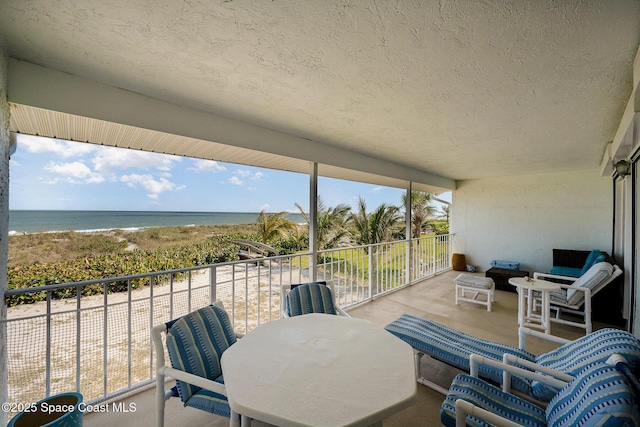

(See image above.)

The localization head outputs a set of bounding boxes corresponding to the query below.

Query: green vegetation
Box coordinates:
[402,191,437,238]
[255,210,296,244]
[8,192,451,304]
[6,224,262,305]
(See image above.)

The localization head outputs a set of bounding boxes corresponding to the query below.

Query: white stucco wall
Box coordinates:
[451,170,612,274]
[0,47,9,426]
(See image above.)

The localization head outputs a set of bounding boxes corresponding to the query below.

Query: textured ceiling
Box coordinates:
[1,0,639,182]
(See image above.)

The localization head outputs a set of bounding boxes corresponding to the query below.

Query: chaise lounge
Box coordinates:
[384,313,640,401]
[440,359,639,427]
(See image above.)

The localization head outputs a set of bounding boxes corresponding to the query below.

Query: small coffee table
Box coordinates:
[508,277,560,347]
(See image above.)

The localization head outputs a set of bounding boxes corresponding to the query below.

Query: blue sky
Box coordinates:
[9,134,450,213]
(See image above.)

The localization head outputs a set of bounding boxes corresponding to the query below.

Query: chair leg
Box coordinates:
[415,351,424,378]
[156,371,165,427]
[585,298,592,334]
[229,410,240,427]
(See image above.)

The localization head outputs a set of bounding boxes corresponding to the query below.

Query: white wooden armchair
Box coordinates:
[533,261,622,334]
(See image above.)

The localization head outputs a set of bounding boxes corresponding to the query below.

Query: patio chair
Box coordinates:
[533,261,623,334]
[280,281,350,318]
[384,313,640,401]
[440,360,639,427]
[151,302,248,427]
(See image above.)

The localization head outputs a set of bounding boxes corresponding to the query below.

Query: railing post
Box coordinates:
[368,248,374,300]
[407,239,412,285]
[432,236,437,273]
[209,266,217,304]
[405,184,412,286]
[45,290,52,397]
[309,163,318,281]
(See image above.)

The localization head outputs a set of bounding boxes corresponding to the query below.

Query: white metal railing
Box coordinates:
[3,234,452,415]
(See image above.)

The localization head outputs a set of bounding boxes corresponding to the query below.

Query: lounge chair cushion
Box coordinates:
[165,304,237,415]
[531,327,640,401]
[441,364,639,427]
[440,374,546,427]
[545,364,639,426]
[386,314,640,403]
[286,281,337,316]
[564,261,613,306]
[384,313,535,395]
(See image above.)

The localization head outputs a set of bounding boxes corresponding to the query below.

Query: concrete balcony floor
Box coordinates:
[85,270,609,427]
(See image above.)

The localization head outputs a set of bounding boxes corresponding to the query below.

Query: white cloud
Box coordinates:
[92,147,179,173]
[17,135,95,158]
[235,169,252,177]
[260,204,270,211]
[229,177,243,186]
[121,173,182,199]
[44,161,105,184]
[190,159,227,172]
[371,186,383,194]
[253,172,266,180]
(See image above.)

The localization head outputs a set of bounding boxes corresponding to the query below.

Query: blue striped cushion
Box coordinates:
[565,261,613,306]
[532,328,640,401]
[440,374,546,427]
[384,314,535,395]
[286,282,337,316]
[165,304,237,414]
[546,364,640,426]
[184,375,230,418]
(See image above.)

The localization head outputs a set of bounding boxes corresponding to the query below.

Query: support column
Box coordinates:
[309,163,318,281]
[0,49,11,427]
[405,183,412,284]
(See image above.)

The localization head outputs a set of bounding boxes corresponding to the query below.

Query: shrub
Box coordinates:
[6,233,253,306]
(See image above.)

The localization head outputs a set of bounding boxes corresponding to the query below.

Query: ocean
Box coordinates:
[8,210,306,235]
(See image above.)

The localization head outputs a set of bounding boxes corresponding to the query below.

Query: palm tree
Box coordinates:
[439,205,451,222]
[349,197,401,294]
[295,197,351,250]
[350,197,401,247]
[401,191,436,239]
[255,210,296,244]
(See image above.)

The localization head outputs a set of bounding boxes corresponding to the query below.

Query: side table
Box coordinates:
[508,277,560,348]
[486,268,529,292]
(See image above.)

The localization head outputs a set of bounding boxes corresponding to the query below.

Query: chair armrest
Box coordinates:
[554,282,587,291]
[160,366,227,396]
[501,353,573,393]
[454,399,522,427]
[533,271,579,282]
[469,354,570,394]
[518,327,570,349]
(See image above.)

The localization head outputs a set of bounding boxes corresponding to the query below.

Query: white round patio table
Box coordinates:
[221,313,417,427]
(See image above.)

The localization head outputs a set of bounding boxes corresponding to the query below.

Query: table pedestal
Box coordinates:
[508,277,560,348]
